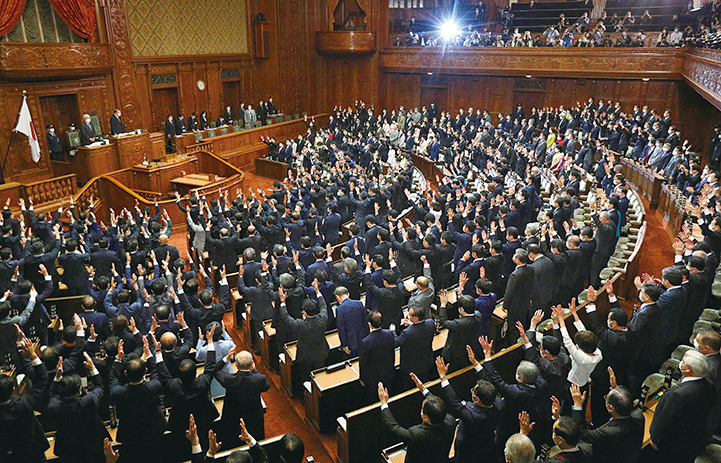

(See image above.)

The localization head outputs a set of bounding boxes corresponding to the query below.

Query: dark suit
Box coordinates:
[110,115,124,135]
[336,298,369,358]
[395,319,436,384]
[279,293,329,379]
[530,254,555,314]
[80,121,96,146]
[365,267,406,329]
[525,328,571,413]
[628,302,664,393]
[380,404,455,463]
[657,286,687,357]
[47,371,109,463]
[438,381,501,463]
[0,360,49,463]
[47,130,63,160]
[504,265,534,341]
[216,360,270,447]
[590,218,616,288]
[574,407,644,463]
[359,328,396,397]
[89,249,121,279]
[109,357,166,462]
[650,377,716,463]
[439,305,481,371]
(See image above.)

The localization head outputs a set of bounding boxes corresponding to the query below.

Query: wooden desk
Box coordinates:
[255,158,291,181]
[305,329,449,433]
[643,400,658,448]
[108,132,152,168]
[171,174,225,195]
[74,143,116,184]
[259,320,278,371]
[658,183,687,239]
[620,158,663,209]
[280,330,341,396]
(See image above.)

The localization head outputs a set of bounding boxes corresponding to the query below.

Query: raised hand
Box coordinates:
[185,415,200,446]
[104,438,120,463]
[551,395,561,420]
[83,351,95,372]
[570,383,586,409]
[608,366,618,389]
[530,309,544,330]
[517,321,529,344]
[435,356,449,378]
[409,372,425,392]
[586,286,598,302]
[518,410,535,436]
[479,336,493,358]
[377,382,389,405]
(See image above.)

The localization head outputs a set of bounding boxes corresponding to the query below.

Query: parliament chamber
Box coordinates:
[3,0,721,462]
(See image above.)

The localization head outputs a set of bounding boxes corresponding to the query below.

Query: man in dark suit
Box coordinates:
[0,337,49,463]
[109,337,166,462]
[216,349,270,448]
[156,324,218,457]
[157,311,193,378]
[572,378,644,463]
[395,306,436,387]
[335,286,369,358]
[175,113,187,135]
[164,114,176,152]
[110,109,124,135]
[528,244,555,317]
[378,383,455,463]
[694,329,721,433]
[359,311,395,400]
[628,282,665,395]
[322,204,342,246]
[364,257,407,330]
[46,124,63,160]
[433,357,501,463]
[47,351,109,463]
[650,350,716,463]
[89,237,121,279]
[278,282,329,381]
[238,264,275,351]
[503,248,535,341]
[439,291,481,372]
[656,266,687,358]
[80,113,96,146]
[205,228,241,273]
[518,315,571,415]
[589,211,616,288]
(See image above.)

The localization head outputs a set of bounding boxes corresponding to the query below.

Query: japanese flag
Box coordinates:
[15,96,40,163]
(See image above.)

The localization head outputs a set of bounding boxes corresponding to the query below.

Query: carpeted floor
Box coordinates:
[168,176,675,462]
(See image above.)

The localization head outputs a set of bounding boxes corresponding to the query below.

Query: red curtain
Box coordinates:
[0,0,26,37]
[48,0,96,42]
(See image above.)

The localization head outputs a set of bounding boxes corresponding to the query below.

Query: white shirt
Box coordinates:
[560,325,602,386]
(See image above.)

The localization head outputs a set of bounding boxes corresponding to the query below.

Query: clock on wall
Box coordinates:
[196,80,206,91]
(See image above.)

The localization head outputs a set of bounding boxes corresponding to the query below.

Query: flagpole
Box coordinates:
[0,90,26,184]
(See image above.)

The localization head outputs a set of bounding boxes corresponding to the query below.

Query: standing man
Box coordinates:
[245,104,258,127]
[80,113,96,146]
[395,305,436,388]
[359,311,396,400]
[278,282,329,381]
[216,349,271,448]
[164,114,176,153]
[650,350,716,463]
[378,382,455,463]
[502,248,534,341]
[438,289,481,372]
[335,286,369,358]
[110,109,124,135]
[46,125,63,161]
[175,113,187,135]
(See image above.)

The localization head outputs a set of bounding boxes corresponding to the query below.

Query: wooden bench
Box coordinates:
[305,328,449,433]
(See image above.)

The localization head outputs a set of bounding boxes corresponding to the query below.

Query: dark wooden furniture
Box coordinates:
[620,158,663,209]
[255,158,290,180]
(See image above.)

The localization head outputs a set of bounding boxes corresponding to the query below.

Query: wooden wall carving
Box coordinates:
[106,0,141,130]
[0,43,113,78]
[683,50,721,112]
[379,48,686,79]
[315,31,377,56]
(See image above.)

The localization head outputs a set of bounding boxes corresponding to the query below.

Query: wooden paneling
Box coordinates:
[0,77,116,183]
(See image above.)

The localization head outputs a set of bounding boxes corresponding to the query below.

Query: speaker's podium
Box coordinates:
[73,131,165,184]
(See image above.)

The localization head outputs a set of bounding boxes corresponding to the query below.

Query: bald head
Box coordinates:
[159,234,169,245]
[416,276,429,290]
[235,351,254,370]
[160,332,177,351]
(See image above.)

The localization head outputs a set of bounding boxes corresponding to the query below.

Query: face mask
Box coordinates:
[694,339,701,350]
[50,128,55,133]
[607,319,613,329]
[85,119,91,124]
[117,113,121,118]
[515,373,522,384]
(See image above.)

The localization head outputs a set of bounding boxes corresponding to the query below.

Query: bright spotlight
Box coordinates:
[440,21,458,40]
